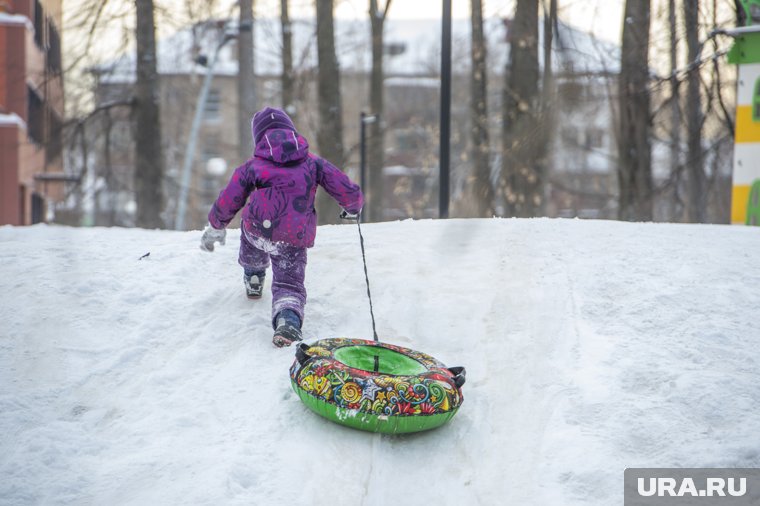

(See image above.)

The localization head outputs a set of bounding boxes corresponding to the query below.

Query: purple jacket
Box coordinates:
[208,128,364,248]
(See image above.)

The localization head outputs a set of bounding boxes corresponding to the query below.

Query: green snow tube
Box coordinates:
[290,338,466,434]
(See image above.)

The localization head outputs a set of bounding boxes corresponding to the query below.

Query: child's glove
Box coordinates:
[339,209,360,221]
[200,223,226,252]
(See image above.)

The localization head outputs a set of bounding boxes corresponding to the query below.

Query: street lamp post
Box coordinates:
[174,27,236,231]
[439,0,452,219]
[360,112,377,220]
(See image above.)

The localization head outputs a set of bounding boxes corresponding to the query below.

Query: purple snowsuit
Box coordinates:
[208,121,363,328]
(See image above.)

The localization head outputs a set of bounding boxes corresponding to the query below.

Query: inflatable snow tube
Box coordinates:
[290,338,465,434]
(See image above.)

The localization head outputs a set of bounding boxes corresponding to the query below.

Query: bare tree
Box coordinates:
[501,0,541,217]
[238,0,256,163]
[281,0,294,113]
[470,0,493,216]
[684,0,706,222]
[367,0,392,222]
[134,0,165,228]
[542,0,556,97]
[667,0,682,221]
[538,0,557,212]
[617,0,652,221]
[315,0,344,224]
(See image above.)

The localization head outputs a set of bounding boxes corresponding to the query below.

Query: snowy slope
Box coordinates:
[1,218,759,506]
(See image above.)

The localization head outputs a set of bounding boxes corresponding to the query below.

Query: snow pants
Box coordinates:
[238,229,307,329]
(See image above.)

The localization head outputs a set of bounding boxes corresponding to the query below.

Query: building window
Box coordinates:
[33,0,44,49]
[558,81,584,103]
[19,185,26,224]
[112,121,132,148]
[46,111,63,163]
[395,129,426,152]
[201,175,217,193]
[584,128,604,149]
[204,89,221,121]
[561,126,579,147]
[31,192,44,224]
[27,87,44,145]
[201,135,220,162]
[47,20,61,73]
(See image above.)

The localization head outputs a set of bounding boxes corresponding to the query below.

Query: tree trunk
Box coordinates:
[668,0,682,221]
[684,0,706,223]
[538,0,556,214]
[315,0,344,225]
[542,0,555,97]
[501,0,541,217]
[134,0,165,228]
[470,0,493,217]
[281,0,294,114]
[367,0,391,222]
[238,0,256,163]
[617,0,652,221]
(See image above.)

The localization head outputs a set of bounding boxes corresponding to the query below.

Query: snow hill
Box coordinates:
[1,218,759,505]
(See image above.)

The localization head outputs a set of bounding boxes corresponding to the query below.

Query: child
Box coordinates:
[200,107,363,347]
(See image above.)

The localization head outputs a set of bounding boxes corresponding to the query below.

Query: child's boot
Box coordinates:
[244,272,265,299]
[273,309,302,347]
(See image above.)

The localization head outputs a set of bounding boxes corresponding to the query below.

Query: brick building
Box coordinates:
[0,0,64,226]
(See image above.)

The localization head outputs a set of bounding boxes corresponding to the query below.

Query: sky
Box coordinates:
[61,0,626,111]
[273,0,625,43]
[61,0,633,73]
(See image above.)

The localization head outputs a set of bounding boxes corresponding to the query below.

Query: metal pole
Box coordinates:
[237,0,256,162]
[360,111,367,202]
[716,24,760,37]
[439,0,452,219]
[175,34,233,231]
[359,113,376,222]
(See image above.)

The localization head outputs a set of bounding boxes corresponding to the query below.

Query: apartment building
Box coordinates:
[0,0,64,225]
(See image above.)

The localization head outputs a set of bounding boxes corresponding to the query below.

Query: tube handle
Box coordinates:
[447,366,466,388]
[295,342,312,366]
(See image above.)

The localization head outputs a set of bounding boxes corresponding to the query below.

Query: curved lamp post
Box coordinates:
[174,26,237,231]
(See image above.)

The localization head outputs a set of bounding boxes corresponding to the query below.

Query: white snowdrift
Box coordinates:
[1,218,759,505]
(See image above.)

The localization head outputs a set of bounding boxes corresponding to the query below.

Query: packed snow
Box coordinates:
[1,218,759,505]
